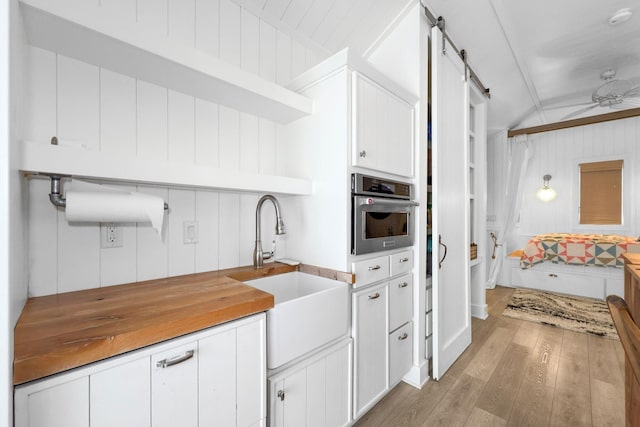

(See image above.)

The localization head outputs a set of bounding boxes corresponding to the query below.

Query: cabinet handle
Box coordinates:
[156,350,195,368]
[277,390,285,401]
[399,282,409,288]
[399,257,409,263]
[549,273,558,278]
[368,265,381,271]
[360,150,367,158]
[368,293,381,300]
[398,332,409,341]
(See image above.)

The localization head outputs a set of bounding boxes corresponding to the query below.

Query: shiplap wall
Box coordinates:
[25,0,327,297]
[488,116,640,255]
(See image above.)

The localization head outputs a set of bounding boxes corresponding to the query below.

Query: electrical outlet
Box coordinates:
[183,221,199,244]
[101,223,122,248]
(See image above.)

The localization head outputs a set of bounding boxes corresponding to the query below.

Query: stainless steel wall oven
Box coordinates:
[351,173,418,255]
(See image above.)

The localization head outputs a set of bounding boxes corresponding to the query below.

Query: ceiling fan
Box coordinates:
[553,69,640,120]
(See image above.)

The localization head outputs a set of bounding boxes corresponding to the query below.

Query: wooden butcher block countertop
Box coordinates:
[13,263,298,385]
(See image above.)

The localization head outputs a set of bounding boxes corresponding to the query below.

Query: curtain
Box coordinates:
[486,135,532,289]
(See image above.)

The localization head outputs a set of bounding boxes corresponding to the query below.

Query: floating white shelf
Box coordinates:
[20,0,313,124]
[20,141,313,195]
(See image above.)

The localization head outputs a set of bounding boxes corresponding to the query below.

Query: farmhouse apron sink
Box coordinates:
[245,272,349,369]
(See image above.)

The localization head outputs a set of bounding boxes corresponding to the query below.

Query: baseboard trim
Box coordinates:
[402,360,430,389]
[472,303,488,320]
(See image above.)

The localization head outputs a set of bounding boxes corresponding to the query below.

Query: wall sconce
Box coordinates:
[536,174,557,202]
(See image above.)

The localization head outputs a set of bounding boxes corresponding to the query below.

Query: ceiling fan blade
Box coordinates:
[543,101,595,110]
[624,87,640,97]
[561,103,599,120]
[612,98,640,108]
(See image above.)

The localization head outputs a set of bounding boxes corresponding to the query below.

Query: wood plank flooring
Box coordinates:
[354,286,625,427]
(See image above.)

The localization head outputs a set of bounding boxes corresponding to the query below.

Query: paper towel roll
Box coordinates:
[64,181,165,234]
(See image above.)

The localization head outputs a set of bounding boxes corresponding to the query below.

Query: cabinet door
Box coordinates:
[91,357,150,427]
[353,73,378,171]
[377,90,414,177]
[273,369,307,427]
[353,282,388,417]
[237,316,267,427]
[16,377,89,427]
[270,340,351,427]
[199,329,236,426]
[389,321,413,386]
[388,274,413,332]
[352,73,414,178]
[151,342,199,427]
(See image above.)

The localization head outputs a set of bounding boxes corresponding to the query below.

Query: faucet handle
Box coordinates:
[262,240,276,261]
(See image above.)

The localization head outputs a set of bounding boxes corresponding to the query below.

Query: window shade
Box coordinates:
[579,160,622,224]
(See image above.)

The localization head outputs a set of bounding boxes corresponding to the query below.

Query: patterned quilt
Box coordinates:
[520,233,640,269]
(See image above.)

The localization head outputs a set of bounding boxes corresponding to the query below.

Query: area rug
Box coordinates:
[502,288,619,340]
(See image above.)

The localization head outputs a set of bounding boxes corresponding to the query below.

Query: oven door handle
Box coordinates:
[438,235,448,269]
[356,197,419,208]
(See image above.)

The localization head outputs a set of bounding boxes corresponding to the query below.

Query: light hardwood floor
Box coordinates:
[355,286,625,427]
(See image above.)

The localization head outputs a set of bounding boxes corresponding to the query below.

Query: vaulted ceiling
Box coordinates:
[234,0,640,133]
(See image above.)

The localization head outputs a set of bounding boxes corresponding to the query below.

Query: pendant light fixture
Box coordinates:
[536,174,557,202]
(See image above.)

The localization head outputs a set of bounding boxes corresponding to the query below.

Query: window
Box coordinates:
[579,160,623,224]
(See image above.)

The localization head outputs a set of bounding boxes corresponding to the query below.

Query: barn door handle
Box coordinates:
[438,235,448,269]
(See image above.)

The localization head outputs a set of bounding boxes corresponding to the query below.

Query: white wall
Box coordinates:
[5,0,29,422]
[24,0,327,297]
[1,1,11,422]
[488,117,640,282]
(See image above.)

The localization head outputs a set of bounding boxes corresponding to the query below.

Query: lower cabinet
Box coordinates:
[268,339,352,427]
[352,273,414,420]
[14,313,267,427]
[352,282,388,419]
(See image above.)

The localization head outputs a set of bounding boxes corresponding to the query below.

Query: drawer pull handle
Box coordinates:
[368,265,381,271]
[360,150,367,158]
[399,257,409,263]
[399,282,409,288]
[277,390,285,401]
[156,350,195,368]
[398,332,408,341]
[549,273,558,278]
[369,293,381,300]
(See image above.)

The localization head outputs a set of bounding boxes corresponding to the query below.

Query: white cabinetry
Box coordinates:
[282,49,418,273]
[353,282,388,417]
[15,314,266,427]
[268,339,352,427]
[351,249,414,419]
[17,377,89,427]
[352,72,414,178]
[91,357,150,427]
[152,343,199,427]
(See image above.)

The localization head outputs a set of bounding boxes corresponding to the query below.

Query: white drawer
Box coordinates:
[389,321,413,386]
[425,311,432,337]
[353,255,390,287]
[510,267,606,299]
[425,287,432,311]
[390,250,413,277]
[389,275,413,333]
[425,335,432,359]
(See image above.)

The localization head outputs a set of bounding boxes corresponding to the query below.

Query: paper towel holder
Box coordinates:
[47,175,169,210]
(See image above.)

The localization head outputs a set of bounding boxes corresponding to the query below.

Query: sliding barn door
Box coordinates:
[430,25,471,380]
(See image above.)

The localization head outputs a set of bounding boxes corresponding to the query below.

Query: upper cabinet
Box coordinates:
[352,72,415,178]
[20,0,312,124]
[288,48,418,179]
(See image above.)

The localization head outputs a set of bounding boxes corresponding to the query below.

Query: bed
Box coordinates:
[519,233,640,269]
